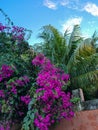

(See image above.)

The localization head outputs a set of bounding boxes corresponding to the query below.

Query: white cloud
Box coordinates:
[43,0,57,10]
[62,17,82,32]
[60,0,69,6]
[84,3,98,16]
[43,0,98,17]
[59,0,82,10]
[43,0,80,10]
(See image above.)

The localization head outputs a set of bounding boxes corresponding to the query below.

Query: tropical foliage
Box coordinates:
[33,24,98,99]
[0,8,98,130]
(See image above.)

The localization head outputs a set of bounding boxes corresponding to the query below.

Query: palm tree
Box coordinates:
[69,37,98,96]
[33,24,98,99]
[34,24,69,71]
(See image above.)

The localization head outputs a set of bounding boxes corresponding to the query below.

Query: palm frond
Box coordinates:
[67,38,97,70]
[37,25,68,66]
[65,25,83,65]
[71,69,98,88]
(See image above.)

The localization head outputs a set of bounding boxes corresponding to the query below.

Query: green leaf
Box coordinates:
[30,113,35,120]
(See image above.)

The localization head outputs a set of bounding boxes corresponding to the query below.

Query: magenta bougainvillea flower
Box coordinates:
[32,54,74,130]
[0,65,14,81]
[0,23,7,31]
[21,95,31,105]
[0,23,26,41]
[0,64,31,129]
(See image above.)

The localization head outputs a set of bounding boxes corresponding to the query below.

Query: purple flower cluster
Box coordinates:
[12,26,25,41]
[0,65,14,82]
[0,90,5,98]
[0,120,12,130]
[0,124,10,130]
[11,86,17,95]
[34,114,52,130]
[21,95,31,105]
[0,64,31,129]
[0,23,26,41]
[6,76,30,95]
[0,23,6,31]
[32,54,74,130]
[32,53,48,66]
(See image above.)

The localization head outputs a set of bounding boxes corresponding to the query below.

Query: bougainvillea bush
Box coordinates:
[0,22,74,130]
[22,54,74,130]
[0,54,74,130]
[0,64,32,130]
[0,22,35,77]
[0,22,36,130]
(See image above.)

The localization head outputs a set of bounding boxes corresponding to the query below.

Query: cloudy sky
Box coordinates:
[0,0,98,44]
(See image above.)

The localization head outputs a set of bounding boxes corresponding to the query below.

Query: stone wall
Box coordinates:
[72,89,98,111]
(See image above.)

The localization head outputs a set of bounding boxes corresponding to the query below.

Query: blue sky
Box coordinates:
[0,0,98,45]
